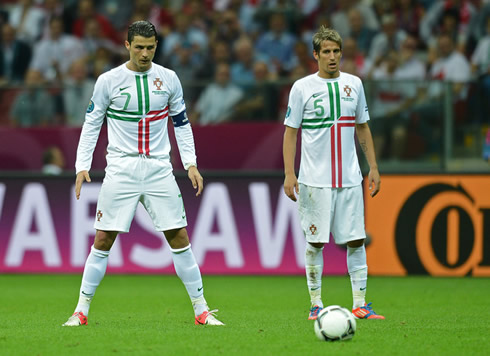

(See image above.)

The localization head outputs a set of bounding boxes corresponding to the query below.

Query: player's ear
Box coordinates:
[125,40,130,51]
[313,50,318,61]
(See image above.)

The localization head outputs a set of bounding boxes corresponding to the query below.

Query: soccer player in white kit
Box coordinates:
[283,26,385,320]
[62,21,224,326]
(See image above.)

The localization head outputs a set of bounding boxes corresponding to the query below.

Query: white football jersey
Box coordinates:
[76,62,196,174]
[284,72,369,188]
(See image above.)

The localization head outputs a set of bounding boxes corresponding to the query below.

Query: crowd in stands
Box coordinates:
[0,0,489,157]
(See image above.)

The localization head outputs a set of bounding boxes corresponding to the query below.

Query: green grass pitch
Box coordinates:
[0,275,488,355]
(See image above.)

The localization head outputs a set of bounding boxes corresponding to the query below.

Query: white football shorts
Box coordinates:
[94,155,187,233]
[298,183,366,244]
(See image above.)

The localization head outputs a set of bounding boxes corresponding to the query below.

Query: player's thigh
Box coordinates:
[141,172,187,231]
[298,184,332,243]
[331,185,365,244]
[95,174,140,233]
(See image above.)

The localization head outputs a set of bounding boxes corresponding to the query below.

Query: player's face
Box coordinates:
[125,35,157,72]
[314,40,342,79]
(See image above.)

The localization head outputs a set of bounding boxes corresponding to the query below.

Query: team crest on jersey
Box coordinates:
[342,85,355,102]
[153,77,163,90]
[86,100,94,113]
[286,106,291,118]
[152,77,167,95]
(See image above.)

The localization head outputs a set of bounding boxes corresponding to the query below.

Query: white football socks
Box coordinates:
[305,243,324,308]
[75,245,110,316]
[171,244,208,316]
[347,245,368,309]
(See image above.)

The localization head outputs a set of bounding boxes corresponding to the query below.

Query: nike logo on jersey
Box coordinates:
[312,93,322,98]
[119,86,131,91]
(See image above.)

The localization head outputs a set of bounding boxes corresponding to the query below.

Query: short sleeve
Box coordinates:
[284,81,305,128]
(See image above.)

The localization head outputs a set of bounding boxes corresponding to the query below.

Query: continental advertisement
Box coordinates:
[365,175,490,277]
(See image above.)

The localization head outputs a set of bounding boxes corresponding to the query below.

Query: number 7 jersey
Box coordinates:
[284,72,370,188]
[76,62,195,174]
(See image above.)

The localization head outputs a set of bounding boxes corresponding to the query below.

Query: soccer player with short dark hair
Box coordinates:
[62,21,224,327]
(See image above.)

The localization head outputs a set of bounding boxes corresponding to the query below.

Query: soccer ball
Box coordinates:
[314,305,356,341]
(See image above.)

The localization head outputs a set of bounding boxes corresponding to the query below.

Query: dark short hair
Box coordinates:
[127,20,157,43]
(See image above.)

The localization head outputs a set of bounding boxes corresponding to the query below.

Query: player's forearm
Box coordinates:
[174,123,197,169]
[283,127,298,176]
[356,124,378,171]
[75,116,104,173]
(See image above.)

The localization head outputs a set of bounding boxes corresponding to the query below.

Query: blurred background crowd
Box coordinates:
[0,0,489,168]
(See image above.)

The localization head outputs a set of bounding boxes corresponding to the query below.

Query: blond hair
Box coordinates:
[312,26,342,53]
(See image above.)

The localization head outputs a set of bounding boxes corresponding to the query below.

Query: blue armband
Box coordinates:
[171,110,189,127]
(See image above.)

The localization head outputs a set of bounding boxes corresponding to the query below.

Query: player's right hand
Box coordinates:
[284,174,299,202]
[75,170,91,200]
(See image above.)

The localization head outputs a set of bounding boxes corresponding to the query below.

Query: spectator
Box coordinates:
[471,15,490,76]
[395,35,426,79]
[470,16,490,123]
[425,8,465,65]
[71,0,120,45]
[131,0,174,38]
[63,59,96,127]
[40,0,68,39]
[222,0,260,36]
[347,7,376,56]
[230,36,269,89]
[81,18,126,77]
[288,41,317,75]
[411,34,471,156]
[210,9,244,47]
[254,12,297,76]
[278,64,309,120]
[233,60,279,121]
[300,13,330,55]
[7,0,45,45]
[466,1,490,52]
[394,0,424,38]
[196,40,232,81]
[189,62,243,125]
[340,37,366,77]
[182,0,212,33]
[42,146,65,175]
[29,16,86,83]
[368,13,407,63]
[0,23,32,86]
[254,0,302,33]
[161,13,208,70]
[419,0,476,54]
[95,0,133,32]
[427,34,471,101]
[367,43,425,160]
[331,0,380,39]
[303,0,336,35]
[9,69,55,127]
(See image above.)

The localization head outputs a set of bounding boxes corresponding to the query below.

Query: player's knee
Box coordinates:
[164,228,190,249]
[346,239,364,248]
[94,230,118,251]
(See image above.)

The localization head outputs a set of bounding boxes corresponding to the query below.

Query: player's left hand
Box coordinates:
[188,166,203,196]
[368,168,380,197]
